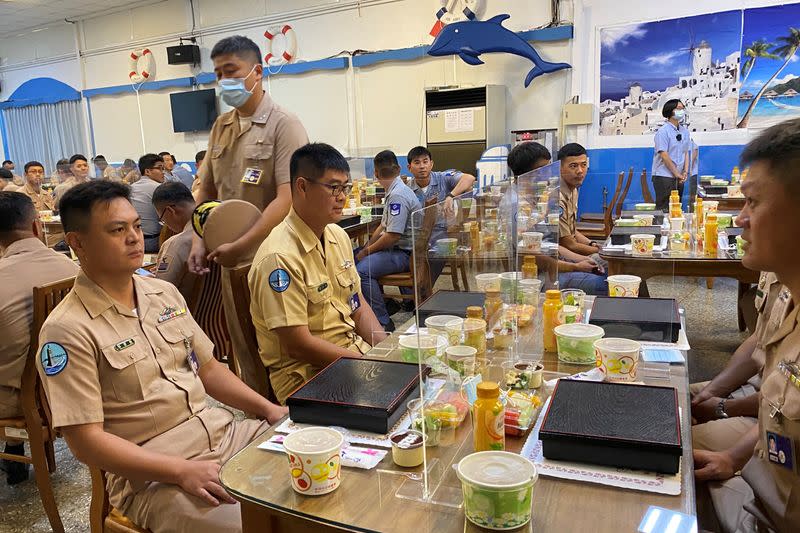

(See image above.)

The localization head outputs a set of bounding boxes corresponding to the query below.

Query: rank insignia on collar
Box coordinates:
[158,306,186,323]
[114,338,136,351]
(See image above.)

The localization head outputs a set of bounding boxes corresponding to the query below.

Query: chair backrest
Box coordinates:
[614,167,635,219]
[188,261,231,363]
[640,169,654,203]
[227,264,273,401]
[20,276,77,432]
[410,198,440,301]
[158,225,175,247]
[603,171,625,233]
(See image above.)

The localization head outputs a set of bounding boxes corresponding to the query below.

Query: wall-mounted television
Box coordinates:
[170,88,218,132]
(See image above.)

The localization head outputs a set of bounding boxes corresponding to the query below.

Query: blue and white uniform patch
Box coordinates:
[269,268,291,293]
[389,203,401,216]
[40,342,68,376]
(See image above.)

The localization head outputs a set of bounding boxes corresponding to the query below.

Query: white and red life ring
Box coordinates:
[128,48,154,84]
[264,25,297,66]
[436,0,486,25]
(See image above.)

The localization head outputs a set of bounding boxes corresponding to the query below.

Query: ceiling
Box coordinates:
[0,0,153,38]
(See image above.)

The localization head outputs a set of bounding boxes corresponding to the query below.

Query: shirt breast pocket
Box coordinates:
[244,143,274,165]
[336,266,358,290]
[156,318,195,373]
[101,339,148,402]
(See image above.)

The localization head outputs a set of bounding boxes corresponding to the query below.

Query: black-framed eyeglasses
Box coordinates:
[306,179,353,197]
[157,205,173,223]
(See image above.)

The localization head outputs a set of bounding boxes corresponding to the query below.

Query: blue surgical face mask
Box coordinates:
[674,109,686,121]
[219,65,258,108]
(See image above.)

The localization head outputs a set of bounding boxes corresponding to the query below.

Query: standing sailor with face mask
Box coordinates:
[190,35,308,370]
[651,98,691,211]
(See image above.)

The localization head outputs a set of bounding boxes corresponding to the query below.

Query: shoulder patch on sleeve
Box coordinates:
[268,268,291,293]
[40,342,68,376]
[156,256,170,272]
[389,203,401,216]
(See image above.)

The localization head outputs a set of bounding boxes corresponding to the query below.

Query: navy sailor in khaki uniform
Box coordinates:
[36,181,286,533]
[693,119,800,532]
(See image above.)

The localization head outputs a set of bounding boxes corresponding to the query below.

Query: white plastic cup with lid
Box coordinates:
[606,274,642,297]
[630,234,656,256]
[283,427,344,496]
[594,337,641,382]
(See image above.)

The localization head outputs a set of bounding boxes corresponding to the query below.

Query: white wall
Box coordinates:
[569,0,790,148]
[0,0,572,164]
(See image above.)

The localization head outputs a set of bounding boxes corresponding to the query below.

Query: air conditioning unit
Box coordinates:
[424,85,507,178]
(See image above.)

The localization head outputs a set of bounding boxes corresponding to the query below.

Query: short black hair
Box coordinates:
[740,117,800,196]
[662,99,683,119]
[407,146,432,164]
[290,143,350,189]
[2,160,12,166]
[139,153,164,175]
[59,180,131,233]
[56,158,70,172]
[24,161,44,173]
[122,158,137,168]
[0,169,13,181]
[507,142,552,176]
[93,155,107,163]
[557,143,587,161]
[0,191,35,233]
[158,151,173,163]
[374,150,400,179]
[69,154,88,165]
[195,150,206,164]
[210,35,262,65]
[152,181,194,207]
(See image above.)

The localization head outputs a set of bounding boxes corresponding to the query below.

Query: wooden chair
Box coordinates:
[378,198,439,305]
[226,264,275,402]
[0,276,77,533]
[580,167,632,223]
[157,225,175,248]
[90,468,150,533]
[614,168,636,219]
[576,170,626,240]
[187,261,231,364]
[641,170,655,203]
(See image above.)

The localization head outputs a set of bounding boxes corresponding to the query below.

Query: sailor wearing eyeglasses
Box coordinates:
[249,143,388,404]
[354,151,422,332]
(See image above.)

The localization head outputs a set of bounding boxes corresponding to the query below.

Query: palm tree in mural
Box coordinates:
[738,28,800,128]
[741,40,778,87]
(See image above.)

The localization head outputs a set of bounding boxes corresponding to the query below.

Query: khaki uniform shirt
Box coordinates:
[751,272,785,370]
[249,208,370,403]
[197,93,308,210]
[22,182,55,212]
[559,183,578,239]
[741,280,798,531]
[0,239,77,417]
[103,166,122,181]
[154,224,197,302]
[53,177,88,209]
[36,272,218,507]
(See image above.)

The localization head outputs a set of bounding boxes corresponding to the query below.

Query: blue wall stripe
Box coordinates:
[0,111,9,160]
[264,56,349,76]
[83,77,195,98]
[577,145,744,216]
[517,25,573,42]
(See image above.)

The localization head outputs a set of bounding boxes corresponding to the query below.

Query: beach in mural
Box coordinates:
[737,3,800,128]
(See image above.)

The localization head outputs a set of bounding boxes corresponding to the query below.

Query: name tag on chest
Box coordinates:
[241,167,263,185]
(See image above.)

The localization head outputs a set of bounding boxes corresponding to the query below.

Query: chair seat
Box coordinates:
[0,417,25,429]
[576,222,605,231]
[378,272,413,285]
[580,212,604,222]
[107,508,151,533]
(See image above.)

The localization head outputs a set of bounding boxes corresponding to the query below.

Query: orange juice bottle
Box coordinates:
[473,382,505,452]
[522,255,538,279]
[704,212,718,258]
[470,222,480,254]
[543,290,562,352]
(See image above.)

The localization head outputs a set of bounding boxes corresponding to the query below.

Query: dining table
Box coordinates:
[219,297,696,533]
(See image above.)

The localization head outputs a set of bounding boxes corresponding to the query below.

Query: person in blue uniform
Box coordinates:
[651,99,691,211]
[356,151,421,332]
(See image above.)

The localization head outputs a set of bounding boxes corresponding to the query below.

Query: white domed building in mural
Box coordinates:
[600,41,740,135]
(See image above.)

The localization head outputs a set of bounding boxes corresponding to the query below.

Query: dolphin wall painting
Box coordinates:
[428,14,571,87]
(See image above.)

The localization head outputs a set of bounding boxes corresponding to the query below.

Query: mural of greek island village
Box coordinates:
[598,10,742,135]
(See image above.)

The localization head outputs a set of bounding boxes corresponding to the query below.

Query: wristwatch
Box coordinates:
[716,398,729,419]
[589,240,599,248]
[446,192,455,199]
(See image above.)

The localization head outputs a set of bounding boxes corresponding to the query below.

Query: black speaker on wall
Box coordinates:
[167,44,200,65]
